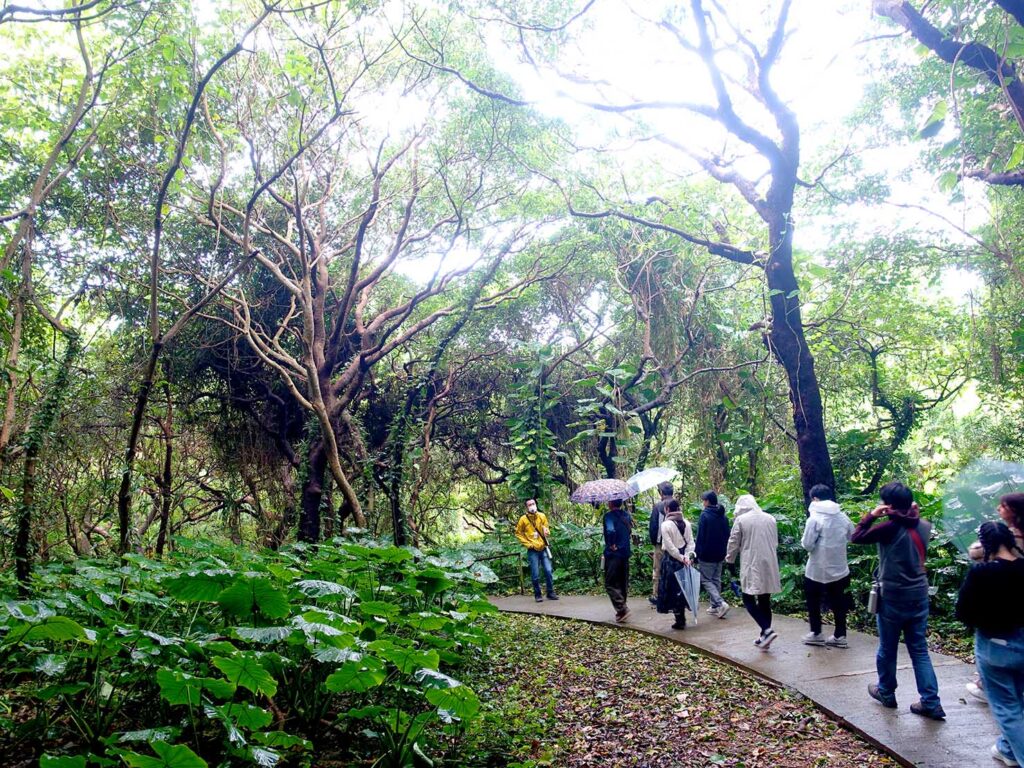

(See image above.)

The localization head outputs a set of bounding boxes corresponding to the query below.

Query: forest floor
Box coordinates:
[456,614,898,767]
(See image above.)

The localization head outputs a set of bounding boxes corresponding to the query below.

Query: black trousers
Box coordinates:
[742,592,772,632]
[604,555,630,614]
[804,574,850,637]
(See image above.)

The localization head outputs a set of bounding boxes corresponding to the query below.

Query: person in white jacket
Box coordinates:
[800,484,855,648]
[656,499,696,629]
[725,494,781,650]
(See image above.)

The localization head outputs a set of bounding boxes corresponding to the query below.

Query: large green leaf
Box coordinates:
[424,684,480,719]
[156,668,235,706]
[324,656,386,693]
[163,572,232,602]
[7,616,95,645]
[121,742,208,768]
[212,653,278,697]
[375,644,440,674]
[39,756,86,768]
[217,578,290,620]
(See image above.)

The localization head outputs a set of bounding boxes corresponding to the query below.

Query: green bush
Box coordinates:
[0,537,496,767]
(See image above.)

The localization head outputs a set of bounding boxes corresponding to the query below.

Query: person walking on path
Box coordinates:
[695,490,731,619]
[657,499,696,629]
[648,482,674,606]
[801,484,854,648]
[515,499,558,603]
[852,481,946,720]
[725,494,781,650]
[603,498,633,623]
[956,521,1024,767]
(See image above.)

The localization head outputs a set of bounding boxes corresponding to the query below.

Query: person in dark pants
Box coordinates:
[956,521,1024,767]
[853,481,945,720]
[603,498,633,623]
[648,482,674,606]
[725,494,781,650]
[800,484,854,648]
[657,499,696,629]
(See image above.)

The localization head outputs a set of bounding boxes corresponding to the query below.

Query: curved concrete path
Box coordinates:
[492,594,1000,768]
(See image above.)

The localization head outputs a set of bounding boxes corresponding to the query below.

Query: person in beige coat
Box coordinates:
[725,494,781,650]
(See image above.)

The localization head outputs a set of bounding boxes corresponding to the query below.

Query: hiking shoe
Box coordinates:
[966,680,988,704]
[706,605,718,614]
[534,595,544,603]
[868,683,897,709]
[615,607,631,623]
[649,596,658,606]
[825,635,849,649]
[991,745,1020,766]
[671,621,687,630]
[546,593,559,600]
[759,628,778,650]
[802,632,826,646]
[910,701,946,721]
[715,602,730,619]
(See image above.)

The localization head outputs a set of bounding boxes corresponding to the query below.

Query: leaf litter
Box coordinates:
[463,614,897,767]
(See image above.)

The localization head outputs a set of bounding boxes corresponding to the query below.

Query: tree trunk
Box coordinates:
[268,463,297,548]
[15,439,40,595]
[765,215,835,503]
[155,373,174,558]
[117,341,163,553]
[299,438,327,542]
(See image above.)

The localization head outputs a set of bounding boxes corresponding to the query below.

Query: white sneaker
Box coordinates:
[967,681,989,704]
[802,632,825,646]
[706,605,717,615]
[715,602,730,619]
[991,745,1020,767]
[759,628,778,650]
[825,635,849,649]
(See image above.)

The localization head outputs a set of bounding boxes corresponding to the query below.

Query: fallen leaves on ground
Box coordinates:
[462,614,897,767]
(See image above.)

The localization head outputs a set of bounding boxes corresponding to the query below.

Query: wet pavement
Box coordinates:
[492,594,1001,768]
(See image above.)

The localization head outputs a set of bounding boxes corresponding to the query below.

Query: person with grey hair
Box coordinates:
[725,494,781,650]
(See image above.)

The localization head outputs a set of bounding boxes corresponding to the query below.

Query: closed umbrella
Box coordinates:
[625,467,678,495]
[674,565,700,624]
[570,478,638,504]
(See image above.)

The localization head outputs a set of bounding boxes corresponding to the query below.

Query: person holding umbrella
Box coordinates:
[603,498,634,622]
[657,499,696,629]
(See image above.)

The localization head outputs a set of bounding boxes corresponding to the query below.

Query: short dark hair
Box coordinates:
[809,484,834,502]
[700,490,718,506]
[657,481,674,497]
[608,498,623,510]
[879,481,914,511]
[666,499,681,513]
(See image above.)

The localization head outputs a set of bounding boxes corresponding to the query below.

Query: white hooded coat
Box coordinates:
[801,500,855,583]
[725,495,781,595]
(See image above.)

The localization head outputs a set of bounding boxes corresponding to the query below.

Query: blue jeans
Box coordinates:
[875,596,941,710]
[527,549,554,597]
[976,629,1024,763]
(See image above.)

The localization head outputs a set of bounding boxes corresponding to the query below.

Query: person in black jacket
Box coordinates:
[696,490,731,619]
[604,499,634,623]
[956,521,1024,767]
[648,482,674,606]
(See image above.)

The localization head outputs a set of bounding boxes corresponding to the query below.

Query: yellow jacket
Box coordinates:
[515,512,550,551]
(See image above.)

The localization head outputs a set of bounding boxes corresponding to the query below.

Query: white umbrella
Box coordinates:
[625,467,678,495]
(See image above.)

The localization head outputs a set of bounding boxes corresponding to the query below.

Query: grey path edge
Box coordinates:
[491,595,1000,768]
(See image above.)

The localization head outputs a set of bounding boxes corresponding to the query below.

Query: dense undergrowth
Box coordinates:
[0,538,499,768]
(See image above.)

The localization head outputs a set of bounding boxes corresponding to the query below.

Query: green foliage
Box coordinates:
[0,537,496,766]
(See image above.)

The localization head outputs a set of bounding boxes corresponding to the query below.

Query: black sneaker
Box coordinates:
[868,683,897,709]
[648,596,658,606]
[534,595,543,603]
[910,701,946,720]
[546,593,559,601]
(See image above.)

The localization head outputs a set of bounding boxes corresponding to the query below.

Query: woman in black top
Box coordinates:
[956,522,1024,767]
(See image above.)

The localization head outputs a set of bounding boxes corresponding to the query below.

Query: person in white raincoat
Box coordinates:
[725,494,781,650]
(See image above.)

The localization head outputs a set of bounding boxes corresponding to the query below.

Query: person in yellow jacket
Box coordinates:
[515,499,558,603]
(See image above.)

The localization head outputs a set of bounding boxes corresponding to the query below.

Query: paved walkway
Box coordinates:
[492,595,1001,768]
